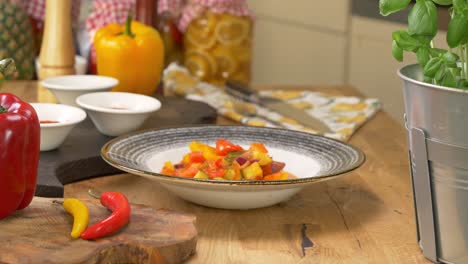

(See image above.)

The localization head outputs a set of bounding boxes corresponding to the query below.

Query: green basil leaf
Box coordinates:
[392,40,404,61]
[424,57,443,77]
[417,47,430,66]
[423,76,434,83]
[442,51,460,63]
[435,65,447,82]
[408,0,438,39]
[447,15,468,48]
[458,80,468,89]
[453,0,468,17]
[441,69,457,87]
[392,30,421,51]
[446,61,459,68]
[379,0,412,16]
[450,67,462,77]
[414,35,433,44]
[432,0,452,5]
[453,0,466,12]
[430,48,447,57]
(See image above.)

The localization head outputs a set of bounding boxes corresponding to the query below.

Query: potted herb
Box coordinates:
[379,0,468,263]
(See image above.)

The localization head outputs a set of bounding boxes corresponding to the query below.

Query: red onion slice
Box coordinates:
[236,157,248,166]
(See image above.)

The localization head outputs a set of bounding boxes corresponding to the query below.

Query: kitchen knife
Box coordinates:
[225,80,332,133]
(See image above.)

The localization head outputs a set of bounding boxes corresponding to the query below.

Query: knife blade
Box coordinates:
[225,80,332,133]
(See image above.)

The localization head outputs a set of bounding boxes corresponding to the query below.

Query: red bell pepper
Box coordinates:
[0,93,40,219]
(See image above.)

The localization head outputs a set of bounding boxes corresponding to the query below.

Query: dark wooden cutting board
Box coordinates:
[37,96,217,198]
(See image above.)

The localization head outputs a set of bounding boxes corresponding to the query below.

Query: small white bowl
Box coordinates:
[76,92,161,136]
[31,103,87,151]
[36,55,88,75]
[41,75,119,107]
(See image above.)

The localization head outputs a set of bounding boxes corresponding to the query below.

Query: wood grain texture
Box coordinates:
[0,197,197,264]
[3,81,431,263]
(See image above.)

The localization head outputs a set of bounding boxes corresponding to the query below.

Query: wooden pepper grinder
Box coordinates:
[37,0,75,103]
[136,0,158,26]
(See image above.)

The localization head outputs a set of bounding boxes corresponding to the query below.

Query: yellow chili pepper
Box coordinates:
[94,15,164,95]
[62,198,89,239]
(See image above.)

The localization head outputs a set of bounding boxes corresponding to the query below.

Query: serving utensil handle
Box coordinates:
[225,80,260,104]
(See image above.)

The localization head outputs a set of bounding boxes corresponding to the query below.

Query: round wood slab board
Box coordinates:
[0,197,197,264]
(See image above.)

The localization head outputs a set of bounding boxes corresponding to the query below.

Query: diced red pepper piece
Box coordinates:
[175,163,202,178]
[215,158,224,168]
[187,151,206,163]
[202,167,227,179]
[216,138,244,156]
[261,163,272,176]
[202,160,227,179]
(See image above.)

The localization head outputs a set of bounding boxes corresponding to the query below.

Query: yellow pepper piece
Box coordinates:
[189,141,220,161]
[63,198,89,239]
[241,162,263,180]
[252,150,273,166]
[94,16,164,95]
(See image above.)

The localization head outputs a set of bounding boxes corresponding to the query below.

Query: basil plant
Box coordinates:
[380,0,468,88]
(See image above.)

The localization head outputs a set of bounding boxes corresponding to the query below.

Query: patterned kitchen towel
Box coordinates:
[163,63,381,141]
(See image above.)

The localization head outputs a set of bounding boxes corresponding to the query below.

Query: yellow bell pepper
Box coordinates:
[94,16,164,95]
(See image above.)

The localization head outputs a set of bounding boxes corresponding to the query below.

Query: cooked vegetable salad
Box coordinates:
[161,139,290,180]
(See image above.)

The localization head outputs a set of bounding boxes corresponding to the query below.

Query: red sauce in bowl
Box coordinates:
[40,120,59,124]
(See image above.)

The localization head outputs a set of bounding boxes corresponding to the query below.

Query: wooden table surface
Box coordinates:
[2,81,431,264]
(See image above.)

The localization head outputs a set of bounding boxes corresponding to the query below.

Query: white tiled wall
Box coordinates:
[249,0,350,86]
[249,1,449,125]
[348,16,448,125]
[248,0,349,32]
[251,19,347,86]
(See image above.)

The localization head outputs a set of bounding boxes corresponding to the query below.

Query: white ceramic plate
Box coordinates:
[101,126,365,209]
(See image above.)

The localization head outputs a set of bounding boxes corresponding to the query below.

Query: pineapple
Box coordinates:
[0,1,35,80]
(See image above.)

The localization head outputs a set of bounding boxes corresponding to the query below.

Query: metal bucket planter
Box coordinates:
[399,64,468,264]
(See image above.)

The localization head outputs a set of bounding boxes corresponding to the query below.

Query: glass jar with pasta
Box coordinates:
[180,0,253,85]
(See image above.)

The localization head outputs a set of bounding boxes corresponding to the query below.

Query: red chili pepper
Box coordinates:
[80,191,131,240]
[216,138,244,156]
[0,93,40,219]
